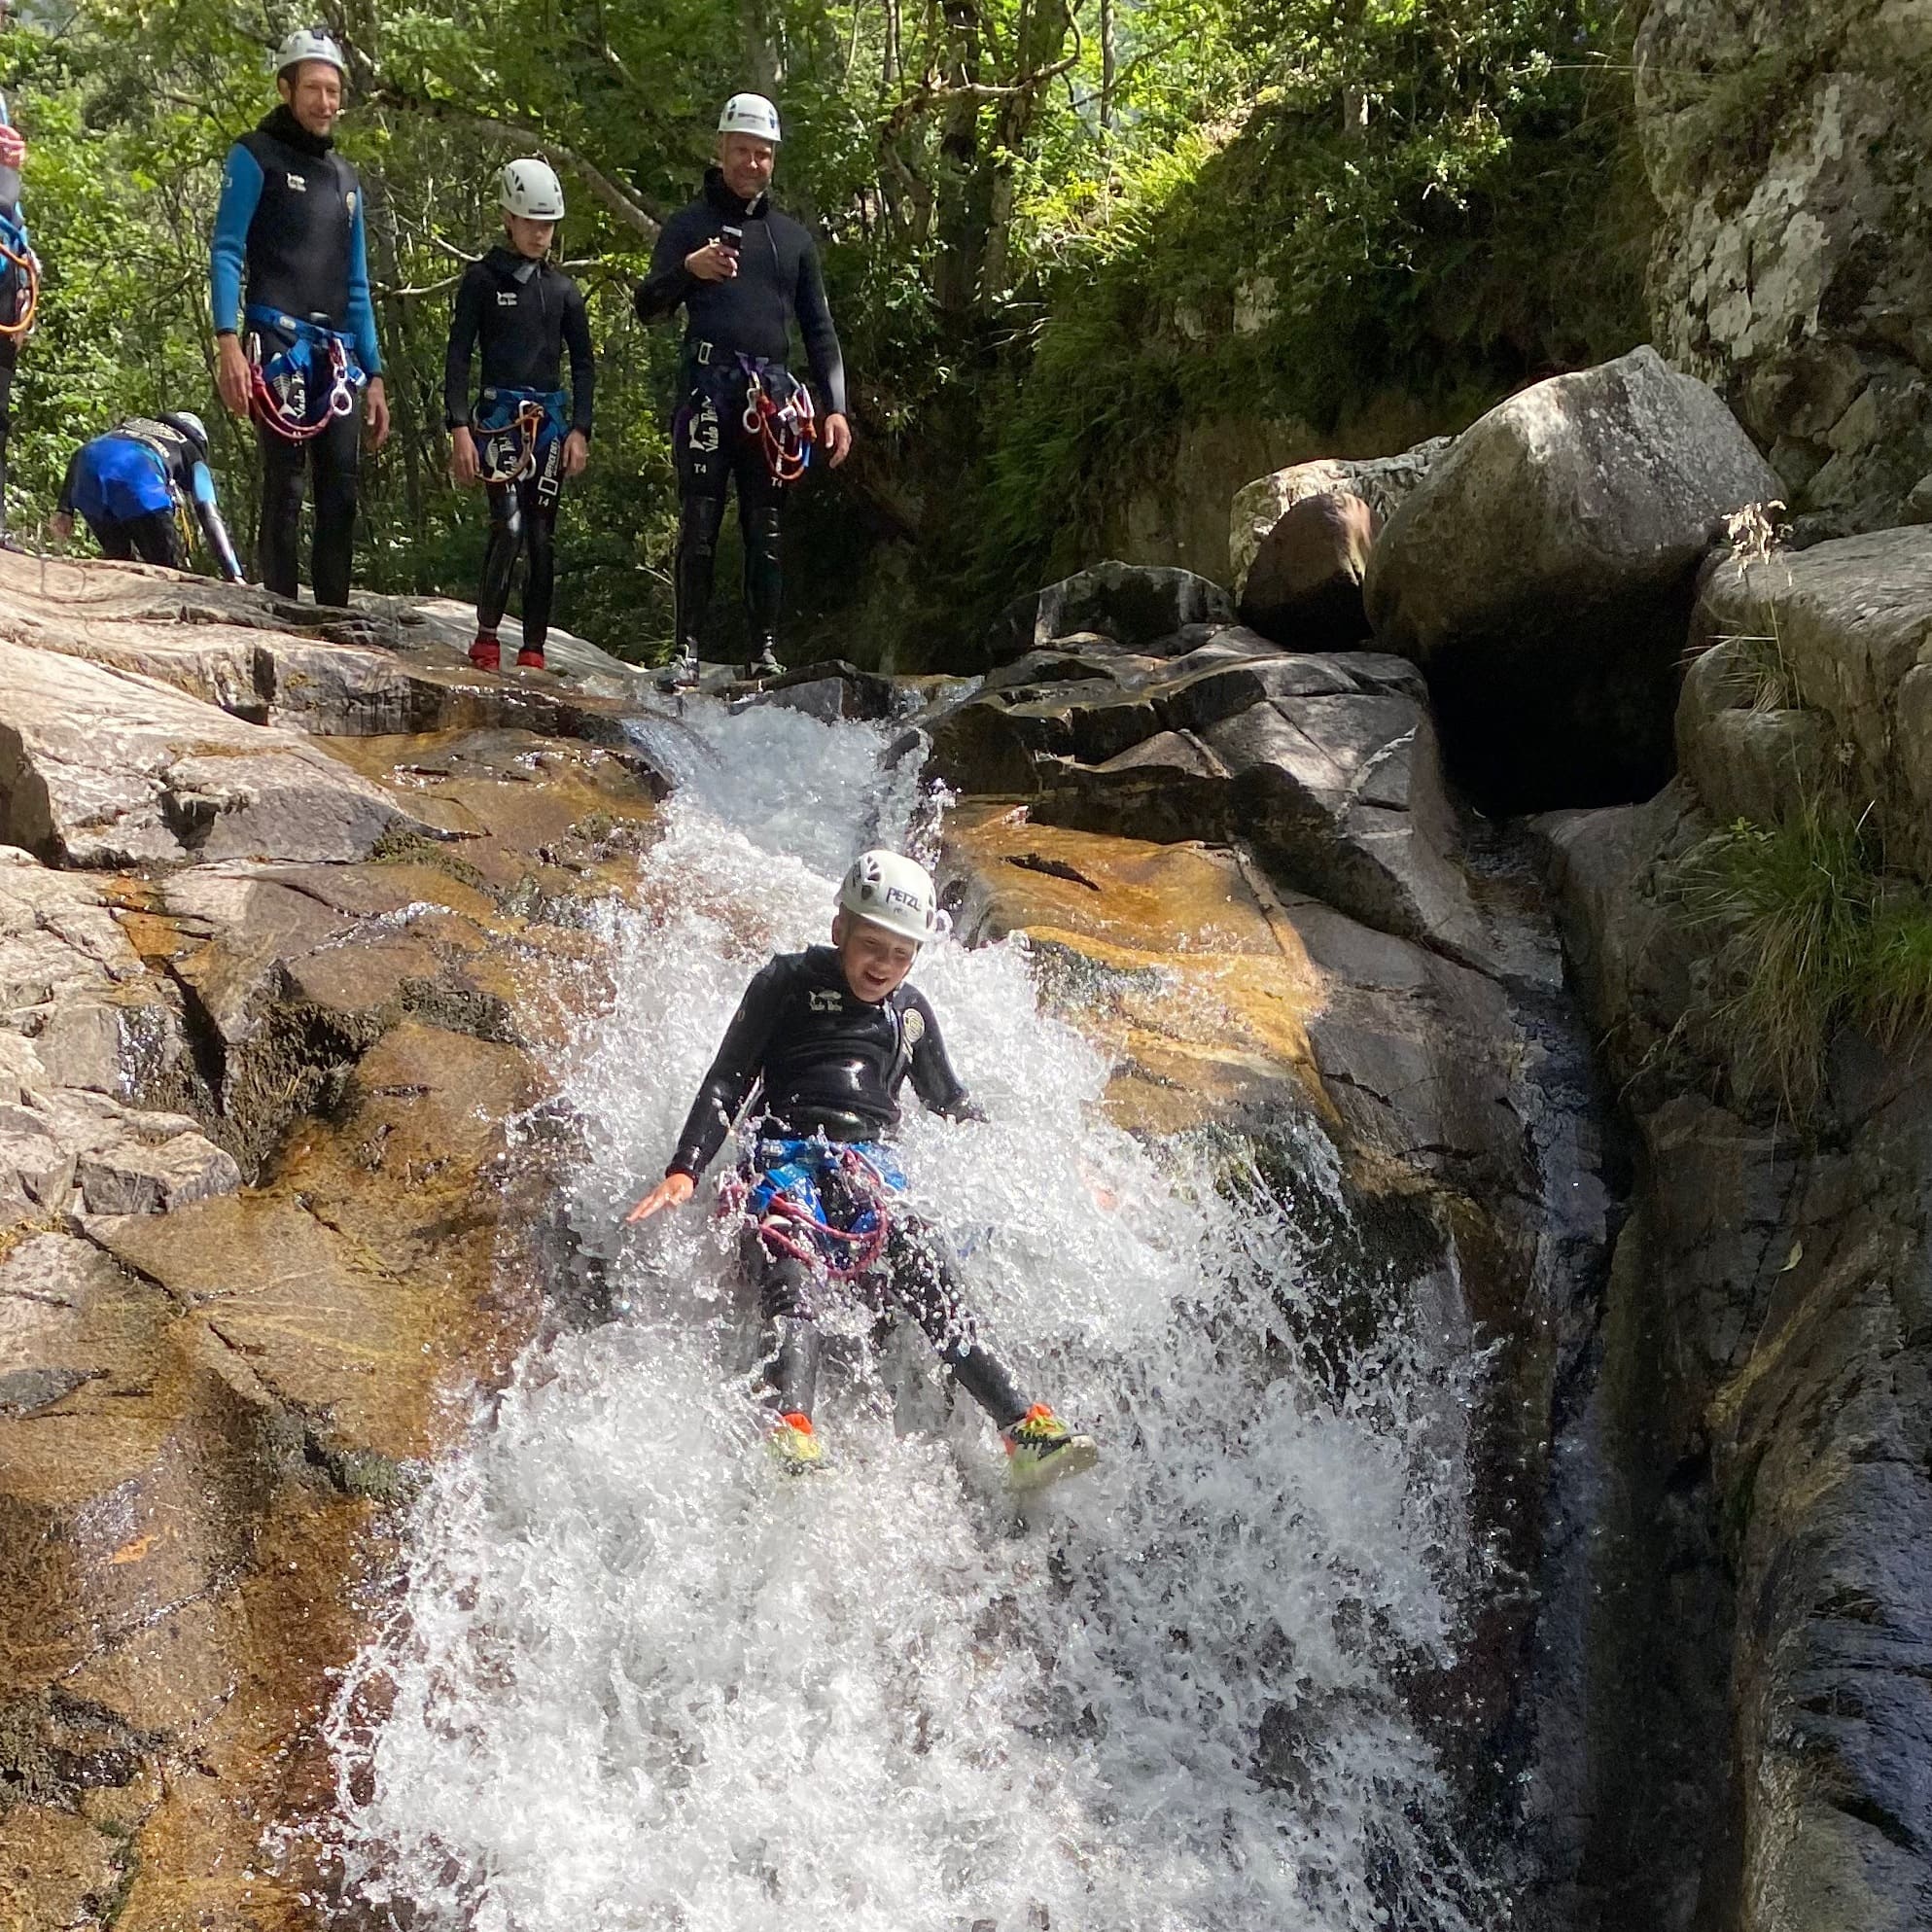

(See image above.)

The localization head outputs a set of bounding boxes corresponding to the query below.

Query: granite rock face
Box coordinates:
[1634,0,1932,537]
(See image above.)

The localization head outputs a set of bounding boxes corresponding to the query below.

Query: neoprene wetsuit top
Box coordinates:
[209,104,382,375]
[668,946,977,1178]
[442,247,595,436]
[633,168,847,416]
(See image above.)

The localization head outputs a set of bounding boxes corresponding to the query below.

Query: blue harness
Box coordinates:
[243,303,365,439]
[473,384,569,500]
[738,1136,907,1278]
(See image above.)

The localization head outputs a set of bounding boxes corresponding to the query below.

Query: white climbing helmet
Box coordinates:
[838,850,947,947]
[160,411,210,453]
[500,158,565,223]
[272,26,347,77]
[718,92,782,143]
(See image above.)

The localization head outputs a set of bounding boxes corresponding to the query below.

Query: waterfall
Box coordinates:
[323,698,1496,1932]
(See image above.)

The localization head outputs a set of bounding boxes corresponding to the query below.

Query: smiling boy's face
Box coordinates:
[831,912,918,1003]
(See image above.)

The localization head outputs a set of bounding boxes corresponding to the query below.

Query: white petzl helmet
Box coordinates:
[838,850,947,947]
[718,91,782,143]
[273,26,347,77]
[500,158,565,222]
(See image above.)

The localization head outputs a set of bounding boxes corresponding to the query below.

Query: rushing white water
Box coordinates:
[324,698,1493,1932]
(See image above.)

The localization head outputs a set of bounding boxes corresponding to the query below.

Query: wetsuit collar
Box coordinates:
[484,243,543,286]
[258,102,334,158]
[703,165,769,222]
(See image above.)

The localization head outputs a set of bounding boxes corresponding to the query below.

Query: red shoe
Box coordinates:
[468,634,501,671]
[515,647,545,669]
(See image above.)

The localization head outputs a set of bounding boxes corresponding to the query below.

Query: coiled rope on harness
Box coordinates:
[0,210,39,342]
[721,1141,898,1282]
[243,305,362,443]
[472,386,570,497]
[741,363,816,484]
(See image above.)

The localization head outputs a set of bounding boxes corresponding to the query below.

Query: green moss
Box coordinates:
[369,829,490,895]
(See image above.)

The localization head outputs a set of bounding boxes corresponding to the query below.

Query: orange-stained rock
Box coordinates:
[943,804,1332,1134]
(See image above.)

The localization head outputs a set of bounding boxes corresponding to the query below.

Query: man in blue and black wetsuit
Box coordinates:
[626,850,1098,1489]
[209,26,389,610]
[444,158,594,673]
[635,91,851,687]
[52,411,244,581]
[0,111,37,549]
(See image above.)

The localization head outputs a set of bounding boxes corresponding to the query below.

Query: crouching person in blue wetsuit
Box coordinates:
[209,27,389,610]
[443,158,594,672]
[626,850,1098,1488]
[52,412,244,582]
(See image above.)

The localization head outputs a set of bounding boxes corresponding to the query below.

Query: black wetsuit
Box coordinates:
[634,169,846,662]
[210,104,382,609]
[0,185,28,547]
[443,246,595,656]
[668,945,1027,1428]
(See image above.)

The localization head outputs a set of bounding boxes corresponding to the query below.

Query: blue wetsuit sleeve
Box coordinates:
[189,461,245,583]
[667,957,790,1179]
[344,186,382,377]
[564,279,595,438]
[210,142,263,335]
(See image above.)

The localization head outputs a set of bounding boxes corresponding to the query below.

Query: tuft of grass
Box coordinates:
[1676,796,1932,1109]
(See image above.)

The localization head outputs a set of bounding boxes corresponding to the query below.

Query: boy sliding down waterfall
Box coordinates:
[625,850,1098,1487]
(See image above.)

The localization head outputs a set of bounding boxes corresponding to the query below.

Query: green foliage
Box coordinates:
[1677,798,1932,1111]
[0,0,1654,662]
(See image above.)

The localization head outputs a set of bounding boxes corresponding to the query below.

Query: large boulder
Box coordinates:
[1364,346,1781,813]
[1230,435,1452,590]
[927,634,1488,962]
[1687,526,1932,881]
[983,561,1235,669]
[1238,490,1379,650]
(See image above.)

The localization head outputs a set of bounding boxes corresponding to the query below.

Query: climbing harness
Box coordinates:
[684,340,816,484]
[473,384,569,505]
[0,208,38,342]
[721,1137,906,1282]
[243,304,363,443]
[741,360,815,484]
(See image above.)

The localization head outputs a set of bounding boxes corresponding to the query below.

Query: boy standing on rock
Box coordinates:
[443,158,594,673]
[625,850,1096,1487]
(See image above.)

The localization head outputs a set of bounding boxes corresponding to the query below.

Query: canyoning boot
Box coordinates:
[515,645,545,669]
[468,632,501,671]
[747,635,783,681]
[661,641,699,692]
[1001,1405,1098,1492]
[767,1410,825,1474]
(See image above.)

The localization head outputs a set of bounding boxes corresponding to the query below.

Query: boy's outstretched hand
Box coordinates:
[625,1172,695,1223]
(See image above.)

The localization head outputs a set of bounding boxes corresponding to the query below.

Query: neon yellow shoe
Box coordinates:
[1001,1404,1099,1491]
[767,1410,825,1473]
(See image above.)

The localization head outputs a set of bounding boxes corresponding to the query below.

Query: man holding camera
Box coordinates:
[634,92,850,686]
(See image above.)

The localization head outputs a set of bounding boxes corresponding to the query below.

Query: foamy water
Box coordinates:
[324,697,1491,1932]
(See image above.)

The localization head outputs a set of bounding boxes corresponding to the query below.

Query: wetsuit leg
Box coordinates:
[308,405,361,609]
[476,479,523,633]
[672,379,732,653]
[874,1215,1029,1427]
[731,433,784,643]
[520,474,558,652]
[123,509,188,571]
[742,1223,826,1419]
[89,517,135,562]
[255,423,307,599]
